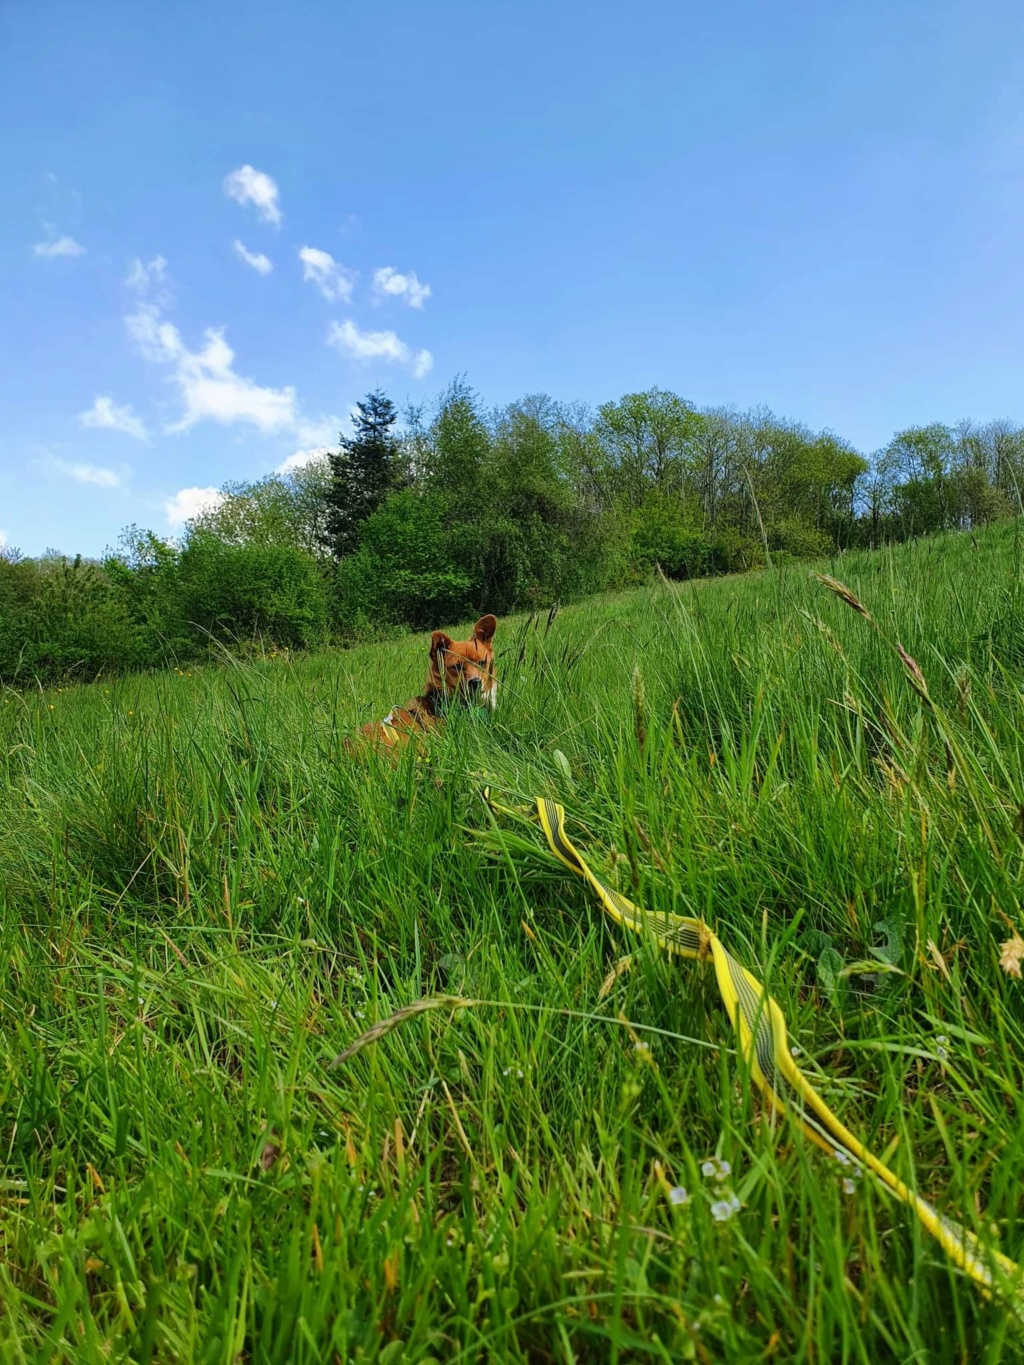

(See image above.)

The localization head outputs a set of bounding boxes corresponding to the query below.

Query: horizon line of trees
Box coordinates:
[2,379,1022,686]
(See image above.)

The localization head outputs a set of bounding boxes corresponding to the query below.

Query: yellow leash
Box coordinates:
[490,790,1023,1315]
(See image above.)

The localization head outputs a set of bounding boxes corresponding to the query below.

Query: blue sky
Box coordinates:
[2,0,1023,557]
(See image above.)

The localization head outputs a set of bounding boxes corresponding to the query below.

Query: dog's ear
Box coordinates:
[430,631,454,658]
[473,614,497,644]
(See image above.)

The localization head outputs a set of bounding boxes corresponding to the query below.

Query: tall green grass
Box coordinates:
[2,523,1023,1362]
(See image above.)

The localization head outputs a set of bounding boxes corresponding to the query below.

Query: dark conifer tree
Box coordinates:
[324,389,400,558]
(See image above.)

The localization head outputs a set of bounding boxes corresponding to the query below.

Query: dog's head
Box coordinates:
[428,614,497,710]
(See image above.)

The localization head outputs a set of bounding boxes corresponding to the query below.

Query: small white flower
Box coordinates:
[934,1035,950,1061]
[833,1149,863,1185]
[668,1186,690,1206]
[701,1157,731,1181]
[711,1193,740,1222]
[790,1044,802,1057]
[633,1041,651,1056]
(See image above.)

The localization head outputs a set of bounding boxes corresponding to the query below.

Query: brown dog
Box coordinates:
[353,614,497,751]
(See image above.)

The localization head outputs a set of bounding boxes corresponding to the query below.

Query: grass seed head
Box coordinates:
[329,995,476,1068]
[998,933,1024,979]
[798,609,845,656]
[631,663,647,749]
[815,575,875,624]
[896,643,932,704]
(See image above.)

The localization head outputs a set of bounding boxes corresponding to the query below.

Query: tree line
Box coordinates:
[2,380,1022,685]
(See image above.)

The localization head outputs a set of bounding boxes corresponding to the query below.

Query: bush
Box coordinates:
[103,529,195,666]
[629,498,720,580]
[0,557,38,682]
[335,491,474,633]
[176,534,330,650]
[767,519,834,562]
[0,555,147,684]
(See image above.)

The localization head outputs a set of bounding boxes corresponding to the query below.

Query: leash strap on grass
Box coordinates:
[489,790,1022,1315]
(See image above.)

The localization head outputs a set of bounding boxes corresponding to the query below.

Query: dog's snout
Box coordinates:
[467,676,482,692]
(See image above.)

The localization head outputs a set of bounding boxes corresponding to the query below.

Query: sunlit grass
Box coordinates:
[2,522,1023,1361]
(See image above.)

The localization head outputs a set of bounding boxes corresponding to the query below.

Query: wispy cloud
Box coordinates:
[126,255,168,294]
[125,303,182,364]
[165,486,227,532]
[126,302,297,434]
[373,266,431,309]
[233,240,273,275]
[294,413,346,448]
[299,246,355,302]
[0,530,8,550]
[328,320,407,362]
[34,234,85,258]
[78,395,149,441]
[223,165,282,225]
[275,412,349,475]
[328,319,432,378]
[276,447,330,475]
[51,459,123,488]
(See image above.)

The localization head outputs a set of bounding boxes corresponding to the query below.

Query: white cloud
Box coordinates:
[79,395,149,441]
[33,235,85,258]
[294,412,347,447]
[299,246,355,302]
[170,332,296,433]
[373,266,431,309]
[51,459,122,488]
[223,165,281,225]
[412,348,434,379]
[328,320,432,380]
[126,255,168,294]
[275,411,350,475]
[126,302,296,433]
[165,486,227,531]
[0,530,7,550]
[329,319,407,363]
[233,240,273,275]
[125,302,183,363]
[276,447,331,475]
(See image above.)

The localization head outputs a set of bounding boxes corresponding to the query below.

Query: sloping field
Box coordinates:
[2,524,1023,1362]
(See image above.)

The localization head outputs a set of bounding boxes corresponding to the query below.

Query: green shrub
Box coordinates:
[176,534,330,650]
[335,491,474,633]
[0,555,147,684]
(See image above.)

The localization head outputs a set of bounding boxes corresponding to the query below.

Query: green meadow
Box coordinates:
[2,522,1023,1363]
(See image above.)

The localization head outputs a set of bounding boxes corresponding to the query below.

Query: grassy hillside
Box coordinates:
[2,523,1023,1362]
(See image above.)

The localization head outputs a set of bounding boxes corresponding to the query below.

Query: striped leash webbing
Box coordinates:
[488,790,1023,1316]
